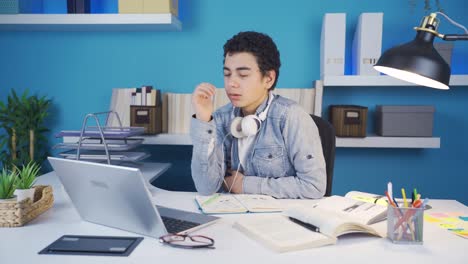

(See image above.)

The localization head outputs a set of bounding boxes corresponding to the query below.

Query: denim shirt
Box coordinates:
[190,94,326,199]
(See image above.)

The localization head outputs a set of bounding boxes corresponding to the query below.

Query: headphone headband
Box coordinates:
[230,92,274,139]
[231,92,274,120]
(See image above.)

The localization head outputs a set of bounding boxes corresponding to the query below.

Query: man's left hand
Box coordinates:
[224,169,244,194]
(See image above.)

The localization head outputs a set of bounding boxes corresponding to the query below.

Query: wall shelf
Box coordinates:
[0,14,181,31]
[65,133,440,148]
[322,75,468,87]
[315,75,452,149]
[336,135,440,148]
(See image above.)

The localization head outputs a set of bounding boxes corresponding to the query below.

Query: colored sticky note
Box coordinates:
[459,216,468,221]
[440,223,456,229]
[440,217,460,223]
[424,215,442,223]
[430,212,449,218]
[452,230,468,239]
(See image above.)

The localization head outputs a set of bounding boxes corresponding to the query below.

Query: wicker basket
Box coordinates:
[0,185,54,227]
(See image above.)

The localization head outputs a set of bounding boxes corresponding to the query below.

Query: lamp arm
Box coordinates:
[442,34,468,41]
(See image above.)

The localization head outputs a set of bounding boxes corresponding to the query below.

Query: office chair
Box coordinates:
[311,115,336,196]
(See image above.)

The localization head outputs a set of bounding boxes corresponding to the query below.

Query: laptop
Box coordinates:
[48,157,219,238]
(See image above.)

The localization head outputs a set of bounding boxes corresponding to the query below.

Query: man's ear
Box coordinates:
[264,70,276,89]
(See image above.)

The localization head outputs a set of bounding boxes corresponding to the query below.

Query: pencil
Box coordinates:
[401,188,408,208]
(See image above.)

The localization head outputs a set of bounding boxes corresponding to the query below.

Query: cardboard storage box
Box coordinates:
[118,0,177,16]
[329,105,368,137]
[376,105,435,137]
[130,105,162,135]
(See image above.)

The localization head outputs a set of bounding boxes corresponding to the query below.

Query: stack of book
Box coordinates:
[164,88,318,134]
[118,0,178,16]
[108,86,161,127]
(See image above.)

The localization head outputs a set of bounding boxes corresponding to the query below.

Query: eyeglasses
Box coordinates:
[159,234,215,249]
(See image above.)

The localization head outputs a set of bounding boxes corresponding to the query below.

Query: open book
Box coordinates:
[234,195,387,253]
[195,194,283,214]
[345,190,432,210]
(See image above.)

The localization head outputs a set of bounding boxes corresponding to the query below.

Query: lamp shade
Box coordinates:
[374,31,451,89]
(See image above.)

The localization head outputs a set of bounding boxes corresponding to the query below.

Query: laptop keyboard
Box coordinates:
[161,216,200,234]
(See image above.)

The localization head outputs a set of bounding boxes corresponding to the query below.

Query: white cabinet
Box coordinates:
[0,14,181,31]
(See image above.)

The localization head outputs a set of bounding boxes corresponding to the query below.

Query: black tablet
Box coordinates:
[39,235,143,257]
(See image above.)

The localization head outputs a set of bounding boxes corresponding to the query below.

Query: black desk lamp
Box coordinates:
[374,12,468,90]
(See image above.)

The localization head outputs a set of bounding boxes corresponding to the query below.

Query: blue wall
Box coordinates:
[1,0,467,203]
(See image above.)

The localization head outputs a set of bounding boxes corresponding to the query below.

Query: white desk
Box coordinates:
[1,171,466,264]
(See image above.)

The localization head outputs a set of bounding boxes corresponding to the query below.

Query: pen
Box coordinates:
[289,217,320,233]
[385,191,395,207]
[201,193,221,206]
[413,188,418,203]
[401,188,408,208]
[387,182,393,201]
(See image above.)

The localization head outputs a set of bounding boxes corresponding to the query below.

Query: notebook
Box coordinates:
[48,157,219,238]
[195,194,283,214]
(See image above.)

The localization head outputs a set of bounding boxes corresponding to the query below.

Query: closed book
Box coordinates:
[135,88,142,106]
[320,13,346,78]
[118,0,143,13]
[148,89,161,106]
[75,0,90,13]
[108,88,134,127]
[67,0,90,13]
[352,12,383,75]
[19,0,43,13]
[67,0,75,13]
[143,0,178,16]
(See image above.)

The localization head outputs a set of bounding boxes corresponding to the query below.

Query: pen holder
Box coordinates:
[387,206,424,244]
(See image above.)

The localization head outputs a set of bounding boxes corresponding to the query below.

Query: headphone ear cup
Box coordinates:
[241,115,261,137]
[230,117,245,138]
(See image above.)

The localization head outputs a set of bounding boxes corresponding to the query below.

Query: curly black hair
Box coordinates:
[223,31,281,90]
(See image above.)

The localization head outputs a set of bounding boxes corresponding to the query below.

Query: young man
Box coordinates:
[190,31,326,199]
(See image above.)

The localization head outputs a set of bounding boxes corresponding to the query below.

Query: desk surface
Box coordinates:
[1,169,467,264]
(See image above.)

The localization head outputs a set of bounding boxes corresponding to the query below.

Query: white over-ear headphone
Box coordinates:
[230,93,274,138]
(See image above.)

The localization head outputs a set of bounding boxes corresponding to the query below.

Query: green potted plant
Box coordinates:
[13,161,40,202]
[408,0,444,13]
[0,89,52,170]
[0,168,18,202]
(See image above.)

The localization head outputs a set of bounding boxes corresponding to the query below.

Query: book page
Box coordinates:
[345,190,389,206]
[313,195,387,225]
[284,206,386,238]
[195,194,247,214]
[234,194,283,213]
[234,215,335,253]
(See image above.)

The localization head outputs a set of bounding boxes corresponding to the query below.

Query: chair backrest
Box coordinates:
[310,115,336,196]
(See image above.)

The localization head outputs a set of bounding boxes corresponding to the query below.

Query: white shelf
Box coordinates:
[65,134,440,148]
[322,75,468,87]
[318,75,447,149]
[336,135,440,148]
[0,14,181,31]
[142,134,441,148]
[140,134,192,145]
